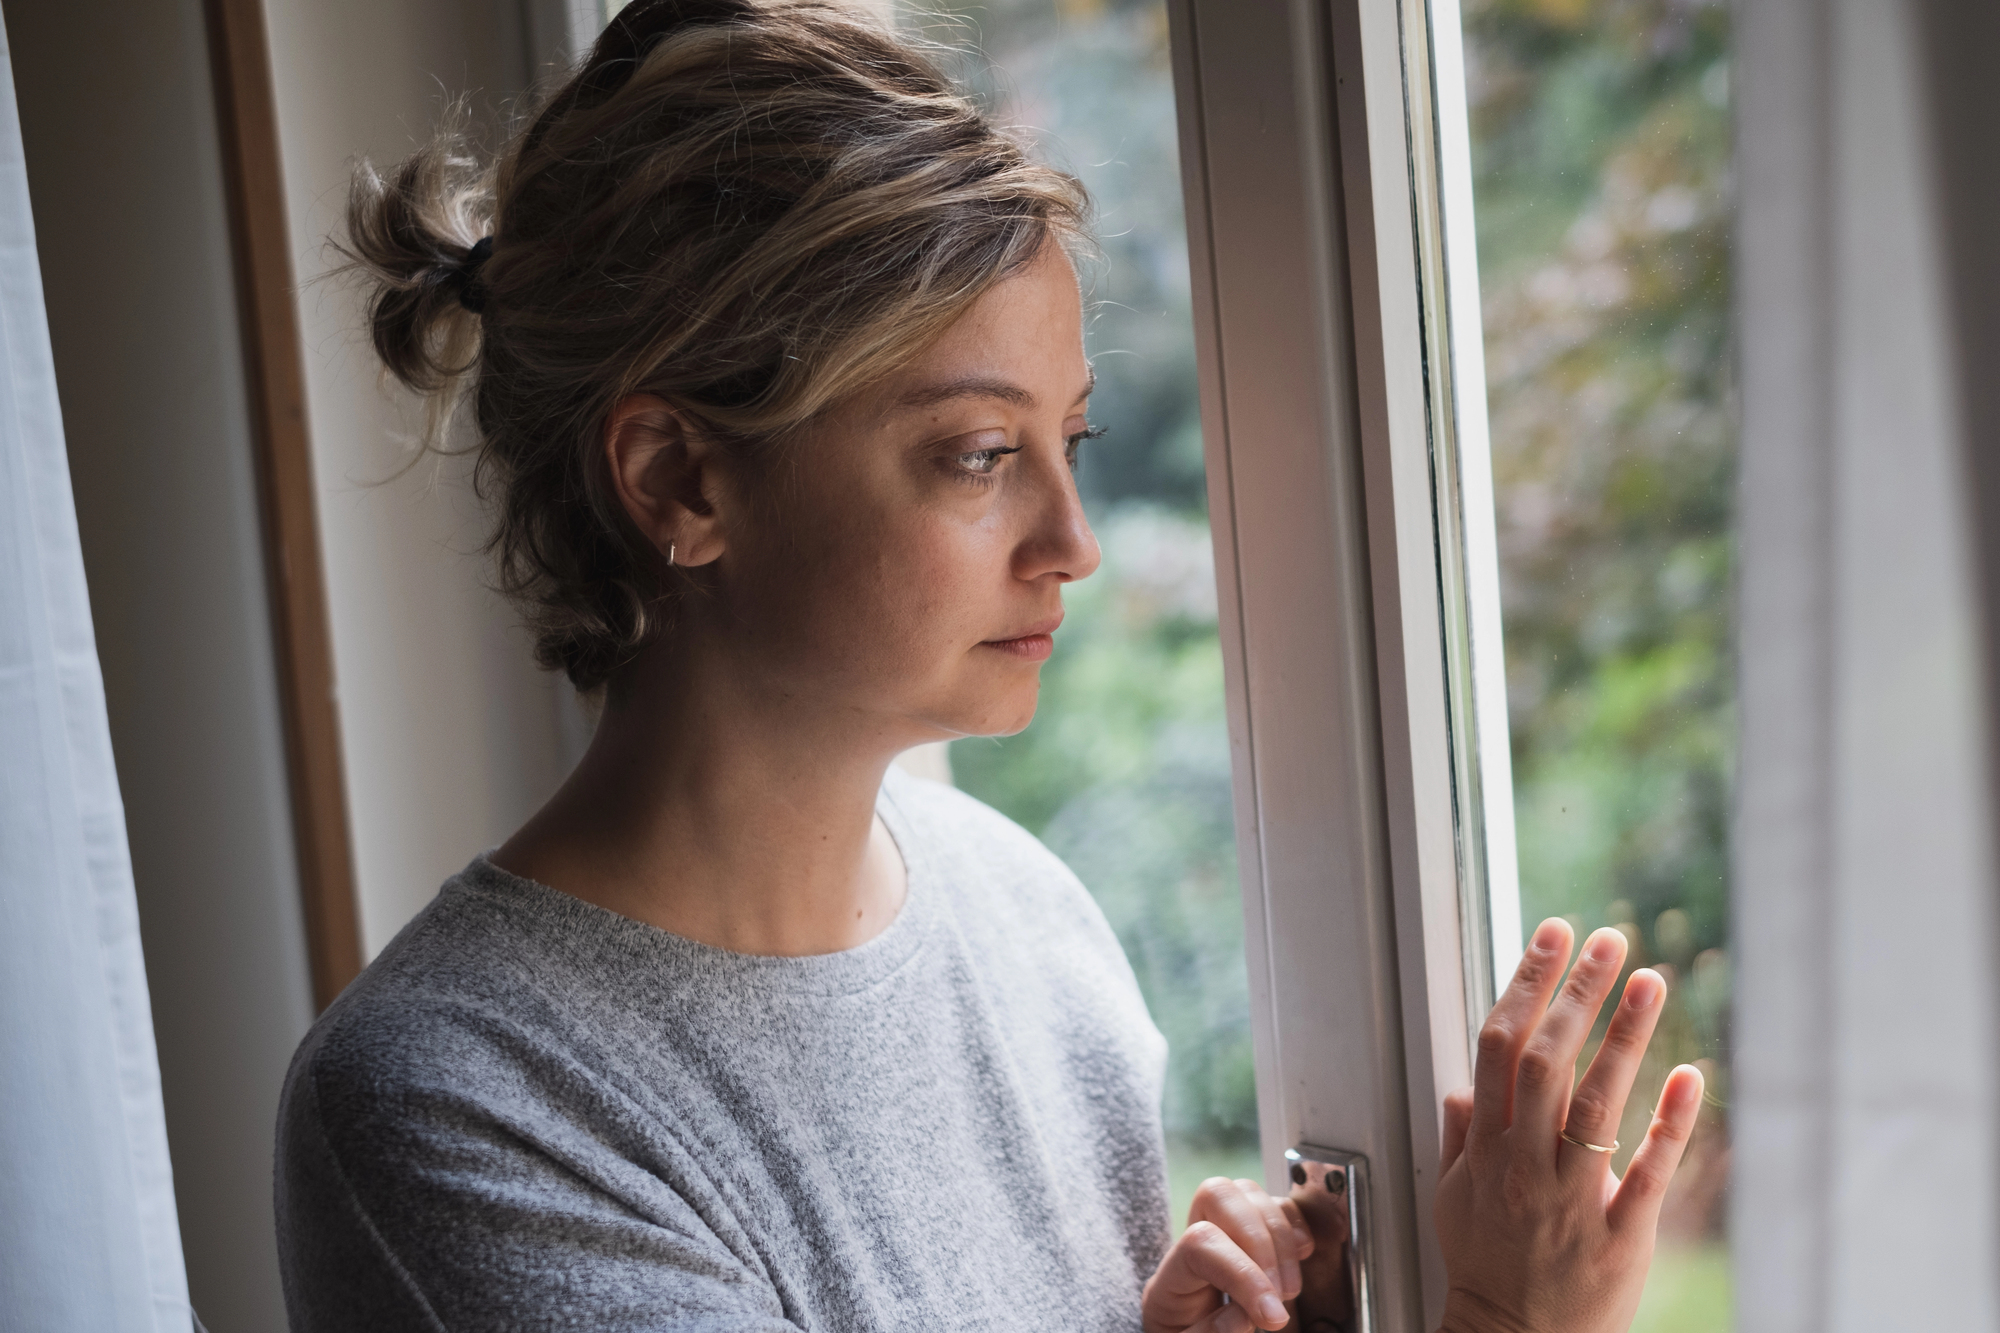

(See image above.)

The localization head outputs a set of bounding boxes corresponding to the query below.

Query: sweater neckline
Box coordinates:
[450,769,940,999]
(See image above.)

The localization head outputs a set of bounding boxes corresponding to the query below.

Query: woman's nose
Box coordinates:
[1013,452,1101,584]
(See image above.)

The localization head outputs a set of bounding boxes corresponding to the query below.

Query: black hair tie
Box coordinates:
[450,235,495,313]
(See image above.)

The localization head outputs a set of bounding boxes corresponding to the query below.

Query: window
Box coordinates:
[1173,0,1733,1326]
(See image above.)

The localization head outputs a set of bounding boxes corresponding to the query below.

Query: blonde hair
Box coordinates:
[341,0,1089,690]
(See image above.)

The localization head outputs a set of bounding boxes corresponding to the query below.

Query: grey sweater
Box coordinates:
[275,769,1172,1331]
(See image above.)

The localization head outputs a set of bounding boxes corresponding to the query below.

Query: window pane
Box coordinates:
[1454,1,1735,1326]
[898,0,1257,1230]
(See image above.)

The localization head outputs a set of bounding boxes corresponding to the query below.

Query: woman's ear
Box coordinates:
[603,393,730,567]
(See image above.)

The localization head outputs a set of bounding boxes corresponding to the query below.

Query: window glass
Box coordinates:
[1454,1,1735,1326]
[898,0,1258,1229]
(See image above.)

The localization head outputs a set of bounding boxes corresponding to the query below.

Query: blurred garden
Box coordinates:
[1467,1,1735,1323]
[909,3,1737,1321]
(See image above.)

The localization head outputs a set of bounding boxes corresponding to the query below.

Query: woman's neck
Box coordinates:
[491,644,911,957]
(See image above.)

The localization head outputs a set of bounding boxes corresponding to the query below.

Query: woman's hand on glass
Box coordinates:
[1141,1176,1314,1333]
[1434,918,1705,1333]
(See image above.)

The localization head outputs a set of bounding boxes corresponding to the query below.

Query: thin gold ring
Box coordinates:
[1560,1131,1618,1154]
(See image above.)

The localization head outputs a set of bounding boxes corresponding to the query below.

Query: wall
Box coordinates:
[7,1,314,1329]
[262,0,581,957]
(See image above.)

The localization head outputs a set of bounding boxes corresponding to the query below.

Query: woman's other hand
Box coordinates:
[1435,918,1705,1333]
[1142,1176,1315,1333]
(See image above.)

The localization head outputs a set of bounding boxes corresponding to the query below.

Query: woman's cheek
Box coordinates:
[900,515,1003,625]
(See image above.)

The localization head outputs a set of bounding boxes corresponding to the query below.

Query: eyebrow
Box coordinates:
[895,369,1097,412]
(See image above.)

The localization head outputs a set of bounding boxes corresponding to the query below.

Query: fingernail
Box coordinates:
[1625,972,1660,1008]
[1258,1293,1288,1326]
[1264,1268,1281,1294]
[1588,929,1622,963]
[1532,919,1565,953]
[1294,1224,1313,1251]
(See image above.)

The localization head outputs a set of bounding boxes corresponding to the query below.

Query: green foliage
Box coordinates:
[1469,0,1735,968]
[1165,1139,1263,1236]
[1630,1244,1733,1333]
[1470,0,1738,1271]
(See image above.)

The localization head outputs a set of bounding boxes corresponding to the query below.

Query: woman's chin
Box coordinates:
[928,685,1041,741]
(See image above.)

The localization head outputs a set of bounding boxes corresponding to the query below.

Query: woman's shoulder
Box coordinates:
[286,862,616,1113]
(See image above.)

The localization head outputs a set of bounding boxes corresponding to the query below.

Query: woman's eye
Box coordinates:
[955,445,1019,476]
[1065,423,1109,469]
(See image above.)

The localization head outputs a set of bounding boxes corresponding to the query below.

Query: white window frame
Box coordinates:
[1167,1,1519,1326]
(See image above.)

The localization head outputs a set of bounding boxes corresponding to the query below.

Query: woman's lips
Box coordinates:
[981,615,1062,662]
[982,632,1055,661]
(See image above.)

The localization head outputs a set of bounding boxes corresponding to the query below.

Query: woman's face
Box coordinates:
[707,244,1100,747]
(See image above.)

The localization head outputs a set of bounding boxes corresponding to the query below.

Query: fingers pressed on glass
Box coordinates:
[1560,968,1666,1169]
[1608,1064,1705,1233]
[1512,927,1630,1154]
[1471,917,1574,1140]
[1439,1086,1475,1174]
[1178,1221,1291,1331]
[1233,1178,1303,1299]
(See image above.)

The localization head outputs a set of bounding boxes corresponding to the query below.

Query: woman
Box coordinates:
[276,2,1704,1330]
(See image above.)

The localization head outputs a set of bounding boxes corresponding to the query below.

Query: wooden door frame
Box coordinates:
[204,0,362,1010]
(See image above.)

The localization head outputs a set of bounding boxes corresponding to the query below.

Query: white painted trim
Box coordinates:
[1167,1,1501,1324]
[1427,0,1522,989]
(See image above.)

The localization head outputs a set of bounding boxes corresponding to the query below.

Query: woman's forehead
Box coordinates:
[889,276,1087,401]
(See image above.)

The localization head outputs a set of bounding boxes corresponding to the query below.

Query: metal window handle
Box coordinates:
[1282,1145,1374,1333]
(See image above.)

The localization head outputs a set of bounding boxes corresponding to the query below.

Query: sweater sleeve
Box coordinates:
[275,1011,803,1333]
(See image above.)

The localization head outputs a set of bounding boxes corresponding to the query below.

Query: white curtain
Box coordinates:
[1735,0,2000,1328]
[0,7,191,1329]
